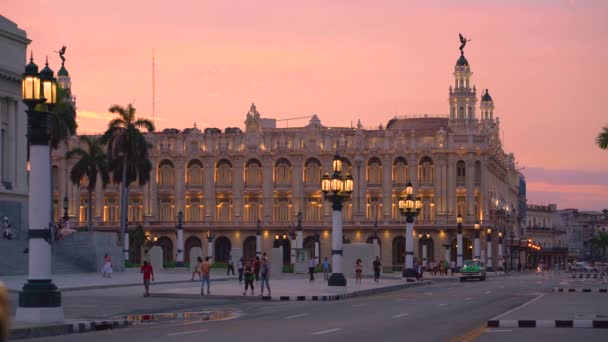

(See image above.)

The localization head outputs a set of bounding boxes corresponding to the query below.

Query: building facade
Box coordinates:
[524,204,568,268]
[53,47,522,269]
[554,209,608,261]
[0,16,30,235]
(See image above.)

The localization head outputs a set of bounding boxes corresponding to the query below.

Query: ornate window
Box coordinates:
[103,197,119,223]
[186,159,203,185]
[244,196,262,222]
[215,159,232,186]
[216,197,232,222]
[456,160,466,187]
[418,156,434,185]
[245,159,262,186]
[366,195,382,220]
[341,200,353,221]
[304,158,321,185]
[159,198,174,222]
[186,197,203,222]
[367,157,382,185]
[420,197,434,222]
[303,196,322,221]
[158,160,175,186]
[128,198,143,222]
[274,158,292,185]
[273,197,291,222]
[393,157,408,185]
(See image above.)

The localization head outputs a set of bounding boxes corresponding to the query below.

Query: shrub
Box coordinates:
[124,260,139,268]
[282,265,294,273]
[211,262,227,269]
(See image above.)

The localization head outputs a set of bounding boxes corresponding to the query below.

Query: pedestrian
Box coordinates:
[253,256,261,281]
[200,256,211,295]
[432,261,437,276]
[227,255,235,276]
[191,256,202,280]
[517,262,522,272]
[2,217,12,240]
[243,260,255,295]
[439,260,445,276]
[373,256,381,282]
[355,258,363,284]
[260,257,271,296]
[444,260,449,275]
[237,257,244,283]
[140,260,154,297]
[322,257,330,281]
[554,262,560,276]
[308,256,316,282]
[450,260,455,275]
[102,253,113,278]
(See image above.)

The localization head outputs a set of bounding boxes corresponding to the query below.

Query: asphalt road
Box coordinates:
[19,273,608,342]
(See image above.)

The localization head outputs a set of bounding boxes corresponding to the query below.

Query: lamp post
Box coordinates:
[176,210,184,267]
[474,221,481,260]
[321,153,354,286]
[296,211,303,251]
[486,228,493,271]
[62,196,69,227]
[456,214,463,270]
[314,230,321,264]
[419,233,429,267]
[398,182,422,278]
[498,232,504,271]
[16,55,64,323]
[256,219,262,257]
[288,224,297,265]
[205,231,215,260]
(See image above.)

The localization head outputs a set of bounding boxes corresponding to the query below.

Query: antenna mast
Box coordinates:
[152,48,155,126]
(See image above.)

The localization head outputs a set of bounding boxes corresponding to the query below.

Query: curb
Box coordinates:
[153,280,430,302]
[487,320,608,329]
[570,273,602,279]
[9,319,130,340]
[553,288,608,293]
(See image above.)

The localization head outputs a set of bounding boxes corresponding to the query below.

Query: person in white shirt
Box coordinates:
[307,257,316,282]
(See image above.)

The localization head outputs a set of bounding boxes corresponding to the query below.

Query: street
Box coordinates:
[16,272,608,341]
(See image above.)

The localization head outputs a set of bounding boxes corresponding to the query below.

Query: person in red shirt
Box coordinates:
[140,261,154,297]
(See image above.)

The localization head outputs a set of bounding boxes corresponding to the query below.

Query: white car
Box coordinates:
[570,262,593,272]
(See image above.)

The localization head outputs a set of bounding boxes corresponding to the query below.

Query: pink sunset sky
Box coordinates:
[3,0,607,211]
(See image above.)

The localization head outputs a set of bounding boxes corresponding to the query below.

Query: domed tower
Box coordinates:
[449,50,477,125]
[56,61,76,109]
[480,89,494,123]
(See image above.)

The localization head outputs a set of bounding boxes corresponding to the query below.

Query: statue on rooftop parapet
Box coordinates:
[55,45,67,65]
[458,33,470,54]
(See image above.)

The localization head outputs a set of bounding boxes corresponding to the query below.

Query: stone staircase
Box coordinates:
[0,237,90,276]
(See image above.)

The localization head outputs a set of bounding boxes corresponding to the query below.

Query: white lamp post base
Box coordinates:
[16,306,64,323]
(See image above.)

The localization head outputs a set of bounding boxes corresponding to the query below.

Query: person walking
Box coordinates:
[200,257,212,295]
[102,253,113,278]
[355,259,363,284]
[322,257,330,281]
[253,256,261,281]
[260,257,271,296]
[373,256,381,283]
[450,260,455,275]
[439,260,445,276]
[243,260,255,295]
[308,257,316,282]
[237,257,244,283]
[227,255,235,276]
[192,256,203,280]
[140,261,154,297]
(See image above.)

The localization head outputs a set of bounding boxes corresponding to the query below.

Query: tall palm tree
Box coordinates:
[66,136,110,231]
[51,86,78,150]
[597,126,608,150]
[101,104,155,261]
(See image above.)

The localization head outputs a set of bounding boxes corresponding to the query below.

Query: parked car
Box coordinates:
[570,262,594,272]
[460,260,487,281]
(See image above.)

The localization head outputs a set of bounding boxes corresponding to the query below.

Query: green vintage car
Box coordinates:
[460,260,487,281]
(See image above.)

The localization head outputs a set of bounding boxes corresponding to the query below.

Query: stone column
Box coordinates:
[382,155,392,221]
[466,156,475,222]
[457,223,463,270]
[256,220,262,257]
[232,157,244,223]
[487,231,493,272]
[176,211,184,267]
[403,219,415,278]
[474,227,480,259]
[498,233,504,271]
[262,156,273,222]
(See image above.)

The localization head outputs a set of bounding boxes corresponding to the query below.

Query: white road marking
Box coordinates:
[392,313,409,318]
[487,329,512,333]
[499,286,505,288]
[484,290,491,294]
[285,313,309,319]
[424,292,432,295]
[352,304,367,307]
[491,293,545,320]
[312,328,342,335]
[167,329,208,336]
[438,303,449,307]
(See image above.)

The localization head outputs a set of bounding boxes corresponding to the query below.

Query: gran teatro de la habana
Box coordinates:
[52,48,523,270]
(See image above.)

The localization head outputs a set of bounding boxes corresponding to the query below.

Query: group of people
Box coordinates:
[1,217,13,240]
[53,219,75,241]
[191,254,272,296]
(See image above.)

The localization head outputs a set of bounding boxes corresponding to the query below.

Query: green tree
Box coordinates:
[588,232,608,260]
[101,104,155,261]
[66,136,110,231]
[597,126,608,150]
[51,86,77,149]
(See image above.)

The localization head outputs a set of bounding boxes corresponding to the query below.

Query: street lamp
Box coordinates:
[498,232,504,271]
[398,182,422,278]
[176,210,184,267]
[486,228,493,272]
[205,231,215,260]
[474,221,481,259]
[456,214,463,270]
[321,153,354,286]
[16,54,64,323]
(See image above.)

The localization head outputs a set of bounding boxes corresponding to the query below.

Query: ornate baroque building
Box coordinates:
[53,48,523,269]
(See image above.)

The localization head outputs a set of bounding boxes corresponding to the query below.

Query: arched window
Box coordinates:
[185,236,202,265]
[159,198,174,222]
[274,158,292,185]
[367,157,382,185]
[186,196,203,222]
[393,157,408,185]
[474,160,481,186]
[128,197,143,222]
[186,159,203,185]
[104,197,119,222]
[214,236,231,263]
[304,158,321,185]
[304,196,322,221]
[158,160,175,186]
[450,237,472,261]
[456,160,466,186]
[215,159,232,186]
[243,195,262,222]
[245,159,262,186]
[216,197,232,222]
[392,236,405,267]
[419,156,434,185]
[303,236,317,260]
